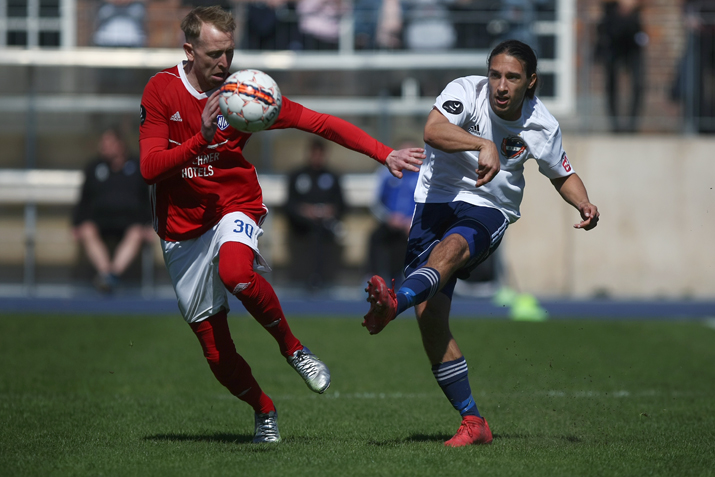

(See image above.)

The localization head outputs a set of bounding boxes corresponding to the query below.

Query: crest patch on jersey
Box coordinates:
[442,100,463,115]
[140,104,146,126]
[561,152,572,172]
[217,115,229,131]
[501,135,527,159]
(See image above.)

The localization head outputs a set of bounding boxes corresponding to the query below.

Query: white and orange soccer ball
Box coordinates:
[218,69,282,133]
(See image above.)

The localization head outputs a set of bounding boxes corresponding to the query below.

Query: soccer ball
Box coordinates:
[218,69,282,133]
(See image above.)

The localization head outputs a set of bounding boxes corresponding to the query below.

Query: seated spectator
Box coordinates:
[366,140,419,287]
[72,128,153,292]
[244,0,302,51]
[354,0,382,50]
[402,0,456,50]
[297,0,345,50]
[376,0,403,49]
[284,139,346,291]
[494,0,543,52]
[93,0,147,47]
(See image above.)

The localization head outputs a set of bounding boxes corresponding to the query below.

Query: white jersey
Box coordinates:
[414,75,575,223]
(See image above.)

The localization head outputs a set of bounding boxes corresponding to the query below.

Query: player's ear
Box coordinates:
[183,42,195,62]
[528,73,537,91]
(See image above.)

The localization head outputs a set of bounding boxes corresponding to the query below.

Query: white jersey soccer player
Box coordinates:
[363,40,599,447]
[416,75,574,223]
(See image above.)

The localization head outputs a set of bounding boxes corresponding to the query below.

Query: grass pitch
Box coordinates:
[1,313,714,476]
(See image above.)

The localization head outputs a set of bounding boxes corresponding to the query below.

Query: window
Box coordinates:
[1,0,74,47]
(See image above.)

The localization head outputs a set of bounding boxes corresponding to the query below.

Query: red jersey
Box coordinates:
[140,63,393,241]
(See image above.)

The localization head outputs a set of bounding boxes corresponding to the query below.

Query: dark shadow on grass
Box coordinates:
[495,433,582,443]
[369,433,452,446]
[369,433,582,446]
[144,433,255,445]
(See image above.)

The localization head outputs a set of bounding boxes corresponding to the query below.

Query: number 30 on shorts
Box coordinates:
[233,219,254,239]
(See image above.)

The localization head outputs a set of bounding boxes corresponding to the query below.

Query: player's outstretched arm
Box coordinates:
[423,109,499,187]
[385,148,426,178]
[550,174,600,230]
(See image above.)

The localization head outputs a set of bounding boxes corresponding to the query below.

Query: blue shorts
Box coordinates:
[403,202,508,298]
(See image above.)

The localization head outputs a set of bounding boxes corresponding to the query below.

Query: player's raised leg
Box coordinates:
[189,310,280,443]
[415,295,492,447]
[218,241,331,393]
[363,233,470,334]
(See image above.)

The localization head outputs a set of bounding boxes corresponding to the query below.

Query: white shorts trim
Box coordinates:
[161,212,271,324]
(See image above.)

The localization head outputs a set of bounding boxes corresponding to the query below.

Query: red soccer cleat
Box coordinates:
[444,416,493,447]
[362,275,397,335]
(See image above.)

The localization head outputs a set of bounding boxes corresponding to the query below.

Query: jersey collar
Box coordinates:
[178,61,208,100]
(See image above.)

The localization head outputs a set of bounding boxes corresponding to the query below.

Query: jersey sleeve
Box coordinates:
[139,77,208,184]
[535,126,575,179]
[270,97,393,164]
[432,77,477,129]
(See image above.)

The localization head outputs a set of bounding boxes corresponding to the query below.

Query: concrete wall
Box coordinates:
[2,135,714,298]
[502,134,715,299]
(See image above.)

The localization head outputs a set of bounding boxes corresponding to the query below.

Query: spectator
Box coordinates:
[671,0,715,134]
[297,0,345,50]
[284,139,346,291]
[449,0,496,50]
[492,0,545,53]
[376,0,403,49]
[72,128,153,292]
[355,0,383,49]
[93,0,147,47]
[366,140,419,287]
[595,0,648,133]
[402,0,456,50]
[244,0,301,50]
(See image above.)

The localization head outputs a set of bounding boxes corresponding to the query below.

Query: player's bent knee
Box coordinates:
[218,242,257,295]
[219,265,256,295]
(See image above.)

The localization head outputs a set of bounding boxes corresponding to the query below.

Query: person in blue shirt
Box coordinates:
[366,140,420,288]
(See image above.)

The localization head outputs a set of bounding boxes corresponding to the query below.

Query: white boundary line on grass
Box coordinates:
[704,318,715,331]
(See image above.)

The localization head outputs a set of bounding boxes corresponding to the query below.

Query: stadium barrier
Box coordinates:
[0,169,378,293]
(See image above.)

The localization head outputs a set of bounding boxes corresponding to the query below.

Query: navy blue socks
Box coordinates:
[432,357,480,417]
[395,267,441,315]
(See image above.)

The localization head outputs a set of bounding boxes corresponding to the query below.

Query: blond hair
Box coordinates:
[181,6,235,44]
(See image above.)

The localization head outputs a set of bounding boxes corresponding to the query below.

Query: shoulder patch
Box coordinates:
[561,152,572,172]
[140,104,146,126]
[442,100,463,115]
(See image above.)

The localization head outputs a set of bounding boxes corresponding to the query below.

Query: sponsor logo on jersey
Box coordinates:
[442,100,463,115]
[500,135,527,159]
[561,152,572,172]
[217,114,229,131]
[170,111,182,122]
[140,104,146,126]
[468,124,480,136]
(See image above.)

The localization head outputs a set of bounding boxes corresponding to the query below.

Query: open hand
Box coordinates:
[385,148,425,178]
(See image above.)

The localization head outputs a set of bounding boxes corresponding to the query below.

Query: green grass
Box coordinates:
[1,313,714,476]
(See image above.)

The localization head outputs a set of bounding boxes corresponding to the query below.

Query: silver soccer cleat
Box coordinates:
[287,346,331,394]
[253,410,281,443]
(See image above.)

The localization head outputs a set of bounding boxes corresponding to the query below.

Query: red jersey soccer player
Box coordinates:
[139,6,424,443]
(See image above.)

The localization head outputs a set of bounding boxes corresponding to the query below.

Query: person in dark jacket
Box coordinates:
[284,139,346,291]
[72,128,153,292]
[595,0,648,133]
